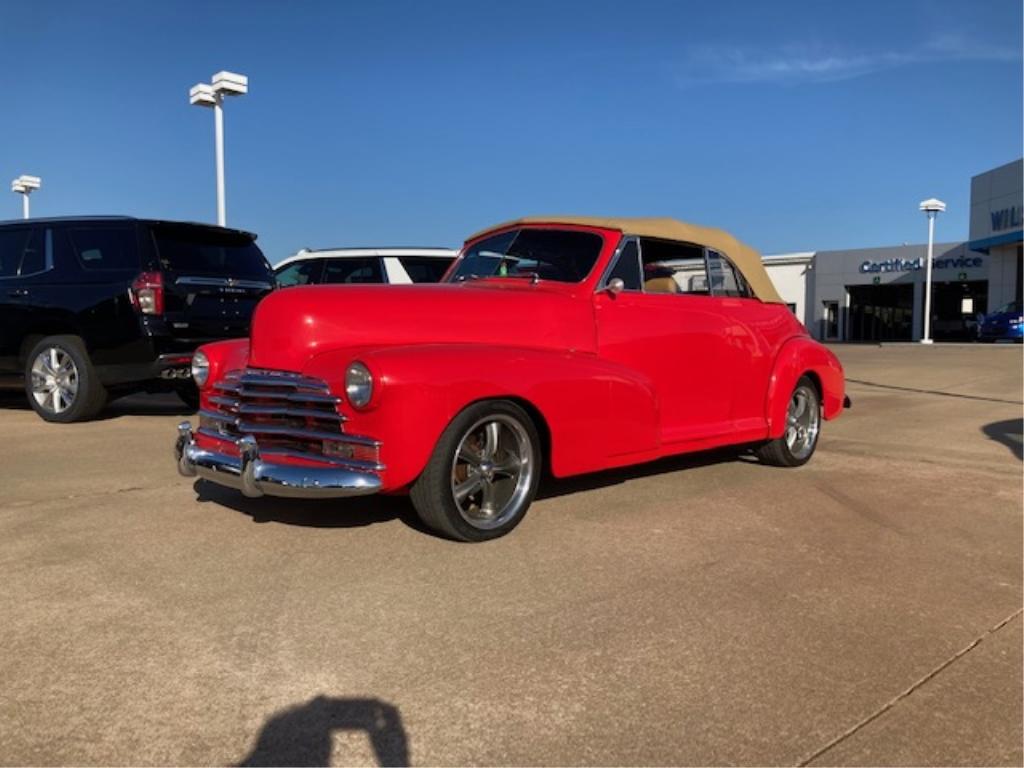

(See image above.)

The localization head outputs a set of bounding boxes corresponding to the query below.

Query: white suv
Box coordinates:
[274,247,457,287]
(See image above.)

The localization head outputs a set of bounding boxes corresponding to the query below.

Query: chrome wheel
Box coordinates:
[30,346,79,415]
[784,384,820,461]
[450,414,536,530]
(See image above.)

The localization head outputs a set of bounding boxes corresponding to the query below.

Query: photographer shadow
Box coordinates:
[238,695,409,767]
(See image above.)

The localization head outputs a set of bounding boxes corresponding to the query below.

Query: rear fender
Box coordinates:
[304,344,659,489]
[765,338,846,438]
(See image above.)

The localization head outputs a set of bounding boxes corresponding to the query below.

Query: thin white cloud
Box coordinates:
[674,36,1021,87]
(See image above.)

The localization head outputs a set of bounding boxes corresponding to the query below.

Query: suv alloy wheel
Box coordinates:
[24,336,107,423]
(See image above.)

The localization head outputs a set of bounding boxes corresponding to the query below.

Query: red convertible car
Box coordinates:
[175,217,847,541]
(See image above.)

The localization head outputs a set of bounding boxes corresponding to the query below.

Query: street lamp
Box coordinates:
[189,70,248,226]
[11,175,41,219]
[919,197,946,344]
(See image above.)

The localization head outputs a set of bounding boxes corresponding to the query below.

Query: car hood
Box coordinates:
[248,282,595,372]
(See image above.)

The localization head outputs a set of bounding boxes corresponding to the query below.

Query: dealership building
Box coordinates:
[764,159,1023,342]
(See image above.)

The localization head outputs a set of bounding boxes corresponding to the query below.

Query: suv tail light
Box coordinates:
[130,271,164,315]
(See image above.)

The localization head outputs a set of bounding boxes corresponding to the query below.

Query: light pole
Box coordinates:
[919,198,946,344]
[11,175,41,219]
[189,71,248,226]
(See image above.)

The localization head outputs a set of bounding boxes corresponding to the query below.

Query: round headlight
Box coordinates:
[345,362,374,409]
[191,350,210,387]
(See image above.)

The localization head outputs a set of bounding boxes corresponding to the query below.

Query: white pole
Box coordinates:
[214,95,226,226]
[22,193,29,220]
[921,212,935,344]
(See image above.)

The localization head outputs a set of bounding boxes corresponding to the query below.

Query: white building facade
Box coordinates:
[762,252,814,325]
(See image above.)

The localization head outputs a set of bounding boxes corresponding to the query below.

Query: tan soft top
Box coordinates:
[470,216,783,304]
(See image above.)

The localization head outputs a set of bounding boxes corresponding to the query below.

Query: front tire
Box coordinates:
[756,376,821,467]
[24,336,107,423]
[410,400,541,542]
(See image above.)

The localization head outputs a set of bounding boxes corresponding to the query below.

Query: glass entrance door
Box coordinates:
[848,284,914,341]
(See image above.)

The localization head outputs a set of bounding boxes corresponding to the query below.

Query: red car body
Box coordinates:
[176,217,846,539]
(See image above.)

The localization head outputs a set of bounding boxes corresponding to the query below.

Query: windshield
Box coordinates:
[152,225,272,279]
[448,228,603,283]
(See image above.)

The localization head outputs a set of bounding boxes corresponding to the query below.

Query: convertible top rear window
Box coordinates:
[449,228,603,283]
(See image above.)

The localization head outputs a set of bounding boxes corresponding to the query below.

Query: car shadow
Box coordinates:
[981,418,1024,461]
[193,480,431,533]
[0,389,193,418]
[537,445,756,500]
[192,446,755,532]
[0,389,30,411]
[98,392,195,419]
[237,695,409,767]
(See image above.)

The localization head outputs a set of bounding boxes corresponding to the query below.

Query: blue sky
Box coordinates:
[1,0,1021,263]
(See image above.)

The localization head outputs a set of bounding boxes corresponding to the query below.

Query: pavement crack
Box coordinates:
[846,378,1023,405]
[797,608,1024,767]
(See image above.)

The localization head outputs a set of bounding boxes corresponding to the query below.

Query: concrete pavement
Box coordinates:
[0,344,1020,765]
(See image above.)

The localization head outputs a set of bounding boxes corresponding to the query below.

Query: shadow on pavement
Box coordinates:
[538,445,755,500]
[193,480,430,533]
[981,418,1024,461]
[0,389,30,411]
[237,695,409,767]
[192,447,753,529]
[0,389,193,418]
[94,391,194,420]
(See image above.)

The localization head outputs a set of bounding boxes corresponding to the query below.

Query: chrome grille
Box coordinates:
[199,369,382,468]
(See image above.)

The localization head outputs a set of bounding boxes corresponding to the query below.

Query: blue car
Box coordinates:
[978,301,1024,342]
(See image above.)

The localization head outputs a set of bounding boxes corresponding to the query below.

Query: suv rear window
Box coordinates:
[398,255,452,283]
[152,226,270,279]
[322,258,383,284]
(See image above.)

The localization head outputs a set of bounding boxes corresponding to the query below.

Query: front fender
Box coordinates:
[303,344,659,489]
[765,338,845,439]
[195,339,250,407]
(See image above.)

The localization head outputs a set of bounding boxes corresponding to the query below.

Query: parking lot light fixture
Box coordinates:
[919,198,947,344]
[11,175,41,219]
[189,71,248,226]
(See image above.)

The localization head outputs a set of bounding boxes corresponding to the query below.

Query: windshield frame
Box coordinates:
[444,224,611,286]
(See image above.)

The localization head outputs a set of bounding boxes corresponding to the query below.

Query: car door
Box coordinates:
[703,249,776,429]
[0,226,38,374]
[594,237,735,449]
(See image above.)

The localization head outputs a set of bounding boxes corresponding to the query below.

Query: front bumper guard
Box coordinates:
[175,422,382,499]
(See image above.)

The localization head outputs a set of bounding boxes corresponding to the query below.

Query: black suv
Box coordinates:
[0,217,274,422]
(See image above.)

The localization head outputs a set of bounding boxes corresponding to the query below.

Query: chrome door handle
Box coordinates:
[7,288,29,298]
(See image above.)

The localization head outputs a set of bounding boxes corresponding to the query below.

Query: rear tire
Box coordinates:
[410,400,541,542]
[756,376,821,467]
[24,336,107,423]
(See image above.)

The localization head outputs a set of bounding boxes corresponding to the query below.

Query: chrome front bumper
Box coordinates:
[175,422,382,499]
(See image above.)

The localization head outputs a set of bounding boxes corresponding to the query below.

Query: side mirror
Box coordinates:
[606,278,625,296]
